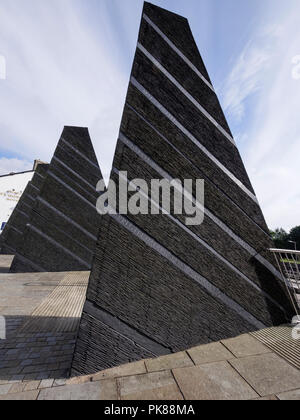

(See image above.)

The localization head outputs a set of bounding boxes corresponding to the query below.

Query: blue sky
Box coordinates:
[0,0,299,230]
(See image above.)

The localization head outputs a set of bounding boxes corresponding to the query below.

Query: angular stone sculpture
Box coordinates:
[10,126,102,273]
[72,2,293,375]
[0,163,49,255]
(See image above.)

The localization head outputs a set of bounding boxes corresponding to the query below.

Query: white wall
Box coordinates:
[0,171,34,233]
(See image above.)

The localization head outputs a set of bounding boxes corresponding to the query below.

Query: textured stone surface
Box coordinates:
[173,361,259,400]
[0,271,87,387]
[10,127,102,273]
[0,255,14,273]
[118,371,182,400]
[0,324,299,400]
[277,389,300,400]
[92,360,147,381]
[72,2,293,375]
[187,342,235,365]
[0,390,39,400]
[222,334,271,358]
[0,164,49,256]
[230,353,300,397]
[38,379,118,400]
[146,352,193,372]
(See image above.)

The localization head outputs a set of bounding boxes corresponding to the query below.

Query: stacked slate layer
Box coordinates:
[0,163,49,255]
[72,2,293,375]
[10,126,103,273]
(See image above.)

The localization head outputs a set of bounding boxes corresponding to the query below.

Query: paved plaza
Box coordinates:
[0,256,299,400]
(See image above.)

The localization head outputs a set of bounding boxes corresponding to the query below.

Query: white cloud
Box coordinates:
[222,25,282,121]
[0,0,130,184]
[221,6,300,231]
[0,157,32,175]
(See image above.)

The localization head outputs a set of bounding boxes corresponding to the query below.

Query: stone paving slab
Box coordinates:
[222,333,271,358]
[0,256,14,273]
[277,389,300,400]
[38,379,118,400]
[0,389,39,400]
[0,269,299,401]
[173,361,259,400]
[255,395,278,400]
[145,352,193,373]
[187,342,235,365]
[229,353,300,397]
[92,360,147,382]
[118,371,183,401]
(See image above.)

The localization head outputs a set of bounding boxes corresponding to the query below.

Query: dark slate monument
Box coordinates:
[72,2,293,375]
[0,163,49,255]
[10,126,103,273]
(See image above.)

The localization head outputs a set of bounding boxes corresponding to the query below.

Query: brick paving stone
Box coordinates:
[35,372,51,381]
[16,343,26,349]
[22,364,49,374]
[23,373,38,381]
[10,374,24,382]
[6,349,19,355]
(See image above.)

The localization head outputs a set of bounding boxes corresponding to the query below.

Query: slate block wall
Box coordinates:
[72,2,293,375]
[0,163,49,255]
[10,126,103,273]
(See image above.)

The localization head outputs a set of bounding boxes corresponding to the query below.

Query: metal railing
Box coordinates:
[270,249,300,323]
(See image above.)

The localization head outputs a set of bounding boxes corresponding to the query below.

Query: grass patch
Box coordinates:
[281,259,300,265]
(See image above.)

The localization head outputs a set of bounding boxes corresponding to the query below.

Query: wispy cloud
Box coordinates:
[222,25,282,122]
[0,157,32,174]
[0,0,130,180]
[220,6,300,231]
[0,0,299,232]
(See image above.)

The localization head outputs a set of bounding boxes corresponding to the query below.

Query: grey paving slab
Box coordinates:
[24,381,41,391]
[145,352,193,372]
[92,360,147,381]
[173,361,259,400]
[0,390,39,400]
[277,389,300,400]
[118,371,182,400]
[222,334,271,358]
[230,353,300,397]
[38,379,118,400]
[0,256,14,273]
[187,342,235,365]
[254,395,278,400]
[0,383,12,395]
